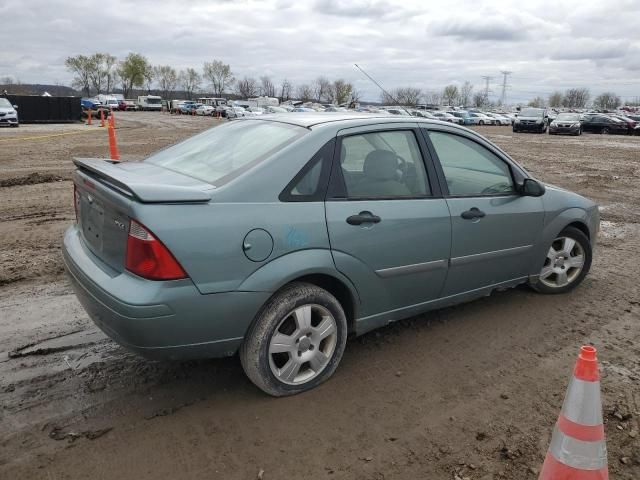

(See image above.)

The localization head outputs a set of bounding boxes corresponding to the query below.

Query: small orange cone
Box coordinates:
[99,109,105,127]
[538,345,608,480]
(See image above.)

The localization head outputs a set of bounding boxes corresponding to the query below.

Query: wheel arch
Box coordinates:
[565,221,591,241]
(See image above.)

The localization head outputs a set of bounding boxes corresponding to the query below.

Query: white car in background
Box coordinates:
[484,113,511,126]
[195,105,215,116]
[0,97,19,127]
[469,111,497,125]
[431,111,463,124]
[247,107,265,115]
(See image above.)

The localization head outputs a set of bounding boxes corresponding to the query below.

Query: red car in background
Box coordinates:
[117,99,127,111]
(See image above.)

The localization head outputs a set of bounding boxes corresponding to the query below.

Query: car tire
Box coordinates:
[478,120,484,125]
[531,226,592,295]
[240,282,348,396]
[576,128,582,136]
[602,127,610,134]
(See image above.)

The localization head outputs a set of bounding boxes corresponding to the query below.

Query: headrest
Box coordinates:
[364,150,398,180]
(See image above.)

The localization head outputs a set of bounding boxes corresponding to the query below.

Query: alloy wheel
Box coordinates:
[268,304,338,385]
[539,236,585,289]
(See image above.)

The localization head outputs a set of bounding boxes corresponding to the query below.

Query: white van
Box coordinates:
[137,95,162,111]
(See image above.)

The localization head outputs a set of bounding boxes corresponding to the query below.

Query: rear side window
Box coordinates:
[146,121,306,186]
[280,139,335,202]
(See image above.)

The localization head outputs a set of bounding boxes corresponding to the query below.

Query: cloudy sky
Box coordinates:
[1,0,639,103]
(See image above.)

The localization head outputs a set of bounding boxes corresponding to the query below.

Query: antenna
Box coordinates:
[353,64,413,116]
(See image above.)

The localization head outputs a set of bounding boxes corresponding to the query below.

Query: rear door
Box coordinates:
[325,124,451,319]
[423,127,545,297]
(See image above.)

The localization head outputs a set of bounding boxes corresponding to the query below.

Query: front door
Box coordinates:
[425,129,545,297]
[325,125,451,322]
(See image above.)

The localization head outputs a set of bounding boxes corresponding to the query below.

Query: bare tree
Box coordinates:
[235,76,259,98]
[296,84,313,102]
[179,68,201,100]
[104,54,118,93]
[279,79,293,102]
[563,88,590,108]
[424,91,442,105]
[593,92,621,110]
[459,81,473,107]
[548,91,563,108]
[473,92,488,108]
[442,85,459,106]
[203,60,234,97]
[154,65,178,99]
[259,76,276,97]
[528,96,546,108]
[313,76,331,103]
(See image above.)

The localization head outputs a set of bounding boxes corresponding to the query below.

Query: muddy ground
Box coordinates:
[0,113,639,479]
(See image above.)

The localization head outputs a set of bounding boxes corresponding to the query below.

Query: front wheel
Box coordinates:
[531,226,592,294]
[240,282,347,396]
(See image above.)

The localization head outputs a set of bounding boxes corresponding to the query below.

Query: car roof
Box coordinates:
[236,112,463,130]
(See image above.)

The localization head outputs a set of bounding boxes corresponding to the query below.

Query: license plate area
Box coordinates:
[82,198,105,251]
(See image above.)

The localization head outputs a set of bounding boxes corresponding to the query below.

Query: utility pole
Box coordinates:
[500,71,512,106]
[481,76,493,106]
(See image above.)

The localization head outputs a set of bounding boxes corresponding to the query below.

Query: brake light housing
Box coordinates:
[125,220,187,280]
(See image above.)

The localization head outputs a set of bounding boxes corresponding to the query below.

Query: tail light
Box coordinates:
[125,220,187,280]
[74,185,80,223]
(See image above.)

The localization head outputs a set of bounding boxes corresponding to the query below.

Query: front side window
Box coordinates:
[147,120,306,186]
[339,130,430,198]
[428,131,514,196]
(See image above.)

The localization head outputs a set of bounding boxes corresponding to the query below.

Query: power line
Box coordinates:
[500,71,512,105]
[481,76,493,100]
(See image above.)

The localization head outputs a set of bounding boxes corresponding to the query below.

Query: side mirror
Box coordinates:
[13,105,18,109]
[522,178,546,197]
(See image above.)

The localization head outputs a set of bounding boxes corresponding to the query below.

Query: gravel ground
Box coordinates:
[0,113,638,479]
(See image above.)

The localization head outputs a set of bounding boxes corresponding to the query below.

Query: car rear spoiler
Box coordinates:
[73,158,214,203]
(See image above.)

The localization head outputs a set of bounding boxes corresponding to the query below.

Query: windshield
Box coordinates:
[520,108,544,117]
[146,120,306,186]
[556,113,580,121]
[0,98,11,108]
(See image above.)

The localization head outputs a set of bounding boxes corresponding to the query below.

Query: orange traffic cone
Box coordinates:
[539,345,608,479]
[86,109,92,125]
[110,109,116,128]
[107,121,120,161]
[99,109,105,127]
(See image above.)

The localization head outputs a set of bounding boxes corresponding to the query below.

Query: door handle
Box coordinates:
[346,211,381,226]
[461,207,486,220]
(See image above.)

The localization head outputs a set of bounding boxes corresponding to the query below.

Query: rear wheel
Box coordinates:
[240,282,347,396]
[531,227,591,294]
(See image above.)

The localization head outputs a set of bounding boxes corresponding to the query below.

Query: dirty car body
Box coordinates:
[63,113,599,395]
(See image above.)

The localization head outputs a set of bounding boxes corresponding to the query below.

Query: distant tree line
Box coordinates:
[64,53,359,104]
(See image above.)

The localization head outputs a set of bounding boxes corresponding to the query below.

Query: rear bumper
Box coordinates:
[63,226,270,360]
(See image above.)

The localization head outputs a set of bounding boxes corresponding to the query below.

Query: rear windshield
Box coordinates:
[146,120,306,186]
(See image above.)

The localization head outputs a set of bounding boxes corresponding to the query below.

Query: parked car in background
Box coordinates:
[581,114,628,134]
[226,106,248,118]
[264,106,288,114]
[124,100,139,111]
[247,107,265,115]
[484,113,511,126]
[64,113,599,396]
[117,99,127,111]
[610,114,637,133]
[196,104,215,116]
[448,110,476,125]
[292,107,316,112]
[469,112,497,125]
[81,98,101,110]
[0,97,19,127]
[549,113,583,136]
[179,103,200,115]
[431,111,463,124]
[96,94,120,111]
[386,108,411,116]
[513,108,548,133]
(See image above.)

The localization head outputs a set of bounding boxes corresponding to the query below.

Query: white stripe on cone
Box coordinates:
[549,425,607,470]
